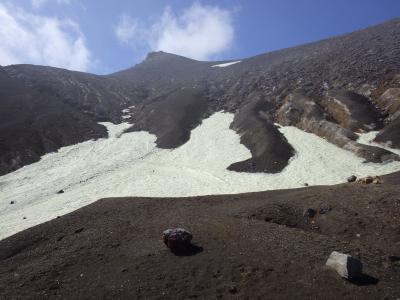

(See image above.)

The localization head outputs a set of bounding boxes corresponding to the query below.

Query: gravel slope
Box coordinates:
[0,173,399,299]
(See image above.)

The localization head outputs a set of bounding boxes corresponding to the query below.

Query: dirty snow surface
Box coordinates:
[211,61,241,67]
[1,112,400,240]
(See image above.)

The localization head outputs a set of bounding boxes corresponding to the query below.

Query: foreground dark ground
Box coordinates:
[0,172,399,299]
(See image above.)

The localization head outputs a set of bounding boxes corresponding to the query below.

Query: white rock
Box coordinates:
[326,251,363,279]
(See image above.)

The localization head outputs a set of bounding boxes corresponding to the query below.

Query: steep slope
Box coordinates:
[111,18,400,169]
[0,65,148,175]
[2,19,400,176]
[125,88,208,148]
[0,67,109,175]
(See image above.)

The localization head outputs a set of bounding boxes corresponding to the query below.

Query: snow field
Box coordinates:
[0,112,399,240]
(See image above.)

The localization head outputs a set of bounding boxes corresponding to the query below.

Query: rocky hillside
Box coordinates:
[1,18,400,175]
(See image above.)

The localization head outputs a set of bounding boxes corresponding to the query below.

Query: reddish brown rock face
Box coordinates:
[374,87,400,148]
[321,90,382,132]
[276,92,398,163]
[377,88,400,120]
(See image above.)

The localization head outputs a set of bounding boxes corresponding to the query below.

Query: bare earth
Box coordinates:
[0,172,399,299]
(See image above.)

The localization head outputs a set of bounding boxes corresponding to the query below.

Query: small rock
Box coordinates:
[57,189,64,194]
[163,228,193,253]
[363,176,373,184]
[318,203,332,214]
[303,208,316,218]
[326,251,363,279]
[388,255,400,262]
[111,243,120,248]
[304,183,309,187]
[10,201,15,205]
[357,176,382,184]
[372,177,382,184]
[23,217,26,220]
[347,175,357,183]
[228,285,238,294]
[74,227,84,234]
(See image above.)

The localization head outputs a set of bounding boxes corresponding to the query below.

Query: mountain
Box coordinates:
[1,18,400,300]
[1,19,400,176]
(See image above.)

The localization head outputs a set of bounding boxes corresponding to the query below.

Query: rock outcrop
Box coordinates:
[276,92,399,163]
[321,90,382,132]
[374,87,400,147]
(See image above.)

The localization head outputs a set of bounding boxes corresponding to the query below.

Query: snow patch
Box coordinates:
[211,61,241,68]
[121,107,134,120]
[357,131,400,156]
[0,112,400,240]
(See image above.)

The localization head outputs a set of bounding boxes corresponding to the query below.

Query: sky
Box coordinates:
[0,0,399,74]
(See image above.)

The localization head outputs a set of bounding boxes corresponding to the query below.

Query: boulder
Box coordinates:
[163,228,193,253]
[347,175,357,183]
[326,251,363,279]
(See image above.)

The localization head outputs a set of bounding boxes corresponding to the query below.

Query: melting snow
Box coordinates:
[0,112,400,240]
[357,131,400,155]
[211,61,241,68]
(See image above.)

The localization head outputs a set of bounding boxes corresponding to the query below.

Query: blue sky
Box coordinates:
[0,0,399,74]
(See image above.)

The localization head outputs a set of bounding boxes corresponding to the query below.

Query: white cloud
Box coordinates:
[115,14,139,44]
[32,0,71,9]
[0,3,91,71]
[115,3,234,61]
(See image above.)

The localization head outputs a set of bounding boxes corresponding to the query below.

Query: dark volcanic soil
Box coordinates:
[126,88,208,148]
[1,172,399,299]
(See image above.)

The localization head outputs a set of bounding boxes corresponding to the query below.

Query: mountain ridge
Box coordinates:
[1,18,400,175]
